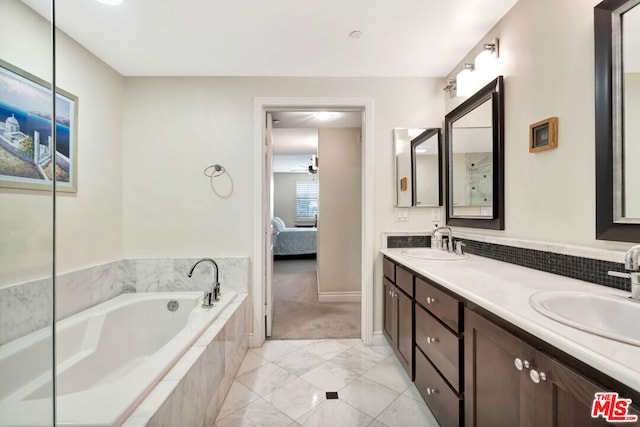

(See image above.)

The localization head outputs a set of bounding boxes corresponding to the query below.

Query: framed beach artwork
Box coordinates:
[0,59,78,192]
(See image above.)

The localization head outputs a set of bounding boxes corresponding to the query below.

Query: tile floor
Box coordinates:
[214,339,440,426]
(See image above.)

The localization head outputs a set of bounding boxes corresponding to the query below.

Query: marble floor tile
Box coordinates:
[284,339,327,347]
[402,383,424,402]
[236,351,269,376]
[217,380,261,420]
[297,399,373,427]
[337,377,401,418]
[362,357,413,393]
[302,340,351,360]
[376,395,440,427]
[272,348,326,377]
[215,399,293,427]
[236,362,296,397]
[300,361,360,392]
[247,340,298,362]
[263,377,325,420]
[330,347,386,376]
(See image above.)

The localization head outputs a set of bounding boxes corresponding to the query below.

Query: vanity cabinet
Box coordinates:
[465,308,639,427]
[415,275,464,427]
[383,258,414,378]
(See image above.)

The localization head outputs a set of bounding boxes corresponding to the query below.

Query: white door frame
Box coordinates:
[252,97,375,348]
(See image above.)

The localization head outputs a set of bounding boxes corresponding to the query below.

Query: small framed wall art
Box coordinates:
[529,117,558,153]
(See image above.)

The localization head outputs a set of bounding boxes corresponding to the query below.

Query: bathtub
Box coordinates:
[0,290,238,426]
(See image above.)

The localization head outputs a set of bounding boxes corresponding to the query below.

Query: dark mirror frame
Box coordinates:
[594,0,640,242]
[444,75,504,230]
[410,128,442,207]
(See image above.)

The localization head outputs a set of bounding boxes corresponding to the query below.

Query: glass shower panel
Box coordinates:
[0,0,55,426]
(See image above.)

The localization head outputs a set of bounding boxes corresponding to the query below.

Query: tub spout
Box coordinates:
[187,258,220,307]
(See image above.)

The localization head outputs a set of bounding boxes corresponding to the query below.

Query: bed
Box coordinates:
[271,217,317,256]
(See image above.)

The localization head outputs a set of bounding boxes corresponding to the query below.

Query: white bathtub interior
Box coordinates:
[0,290,239,426]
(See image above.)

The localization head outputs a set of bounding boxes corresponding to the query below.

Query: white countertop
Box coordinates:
[380,247,640,394]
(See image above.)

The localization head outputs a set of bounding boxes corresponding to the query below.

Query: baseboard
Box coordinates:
[317,291,361,303]
[372,331,388,346]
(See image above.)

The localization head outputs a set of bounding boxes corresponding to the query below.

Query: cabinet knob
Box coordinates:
[426,337,439,344]
[514,358,530,371]
[426,297,438,304]
[529,369,547,384]
[426,387,439,395]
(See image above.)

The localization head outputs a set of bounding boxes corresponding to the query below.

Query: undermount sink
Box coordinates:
[529,290,640,346]
[400,248,469,261]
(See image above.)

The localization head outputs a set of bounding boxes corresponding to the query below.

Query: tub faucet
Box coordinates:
[188,258,220,308]
[432,226,454,252]
[608,245,640,301]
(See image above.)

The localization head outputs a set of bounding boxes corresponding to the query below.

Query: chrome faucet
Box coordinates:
[188,258,220,307]
[608,245,640,300]
[432,226,454,252]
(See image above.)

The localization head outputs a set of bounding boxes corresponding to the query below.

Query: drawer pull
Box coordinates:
[529,369,547,384]
[426,387,439,395]
[514,358,530,371]
[426,296,438,304]
[426,337,439,344]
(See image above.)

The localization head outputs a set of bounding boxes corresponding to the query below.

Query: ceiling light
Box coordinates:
[349,30,363,39]
[314,112,333,120]
[96,0,123,5]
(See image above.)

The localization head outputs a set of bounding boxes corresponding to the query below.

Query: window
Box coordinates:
[295,181,318,223]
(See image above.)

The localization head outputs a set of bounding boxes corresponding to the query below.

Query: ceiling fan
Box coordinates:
[289,155,318,174]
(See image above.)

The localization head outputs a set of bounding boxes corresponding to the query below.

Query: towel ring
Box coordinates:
[203,164,234,198]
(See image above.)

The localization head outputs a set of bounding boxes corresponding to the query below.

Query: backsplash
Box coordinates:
[0,256,249,346]
[386,234,629,291]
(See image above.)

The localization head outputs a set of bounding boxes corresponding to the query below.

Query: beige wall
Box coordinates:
[317,128,362,294]
[444,0,631,252]
[273,172,315,227]
[0,0,124,284]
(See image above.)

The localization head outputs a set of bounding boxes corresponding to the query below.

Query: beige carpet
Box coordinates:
[270,259,361,340]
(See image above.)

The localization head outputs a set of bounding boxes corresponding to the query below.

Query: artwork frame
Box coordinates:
[0,59,78,192]
[529,117,558,153]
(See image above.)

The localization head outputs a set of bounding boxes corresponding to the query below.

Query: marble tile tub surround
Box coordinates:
[383,231,631,291]
[123,293,249,427]
[0,256,249,346]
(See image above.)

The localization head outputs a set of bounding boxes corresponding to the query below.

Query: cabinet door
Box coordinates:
[383,278,395,344]
[522,350,626,427]
[396,288,414,378]
[465,309,523,427]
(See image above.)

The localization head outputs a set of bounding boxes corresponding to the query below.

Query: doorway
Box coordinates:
[252,97,375,348]
[269,113,362,339]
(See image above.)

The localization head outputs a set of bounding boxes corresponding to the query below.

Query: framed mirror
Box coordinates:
[393,128,423,207]
[444,76,504,229]
[411,128,442,207]
[595,0,640,242]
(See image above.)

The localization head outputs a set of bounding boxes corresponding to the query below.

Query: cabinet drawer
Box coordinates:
[415,348,461,427]
[383,257,395,282]
[416,305,462,391]
[415,276,460,332]
[395,266,414,297]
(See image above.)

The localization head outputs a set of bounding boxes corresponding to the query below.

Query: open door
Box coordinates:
[264,112,274,338]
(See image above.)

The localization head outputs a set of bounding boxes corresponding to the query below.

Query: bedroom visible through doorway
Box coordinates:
[269,110,362,340]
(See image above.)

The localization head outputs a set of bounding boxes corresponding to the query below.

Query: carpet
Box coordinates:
[270,259,361,340]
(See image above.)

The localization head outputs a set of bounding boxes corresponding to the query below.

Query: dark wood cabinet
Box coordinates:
[465,308,638,427]
[382,261,413,378]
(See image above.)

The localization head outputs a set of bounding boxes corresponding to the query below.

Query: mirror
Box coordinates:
[595,0,640,242]
[444,76,504,229]
[411,128,442,207]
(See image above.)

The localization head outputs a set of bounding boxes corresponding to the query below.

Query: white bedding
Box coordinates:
[272,217,317,256]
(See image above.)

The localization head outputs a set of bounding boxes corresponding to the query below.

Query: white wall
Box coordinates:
[444,0,631,252]
[122,77,444,259]
[0,0,124,284]
[624,73,640,217]
[317,128,361,295]
[273,172,314,227]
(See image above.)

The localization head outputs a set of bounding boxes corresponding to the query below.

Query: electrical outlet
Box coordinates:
[431,208,441,222]
[395,208,409,222]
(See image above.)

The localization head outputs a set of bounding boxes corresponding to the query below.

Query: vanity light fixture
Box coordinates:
[456,64,475,97]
